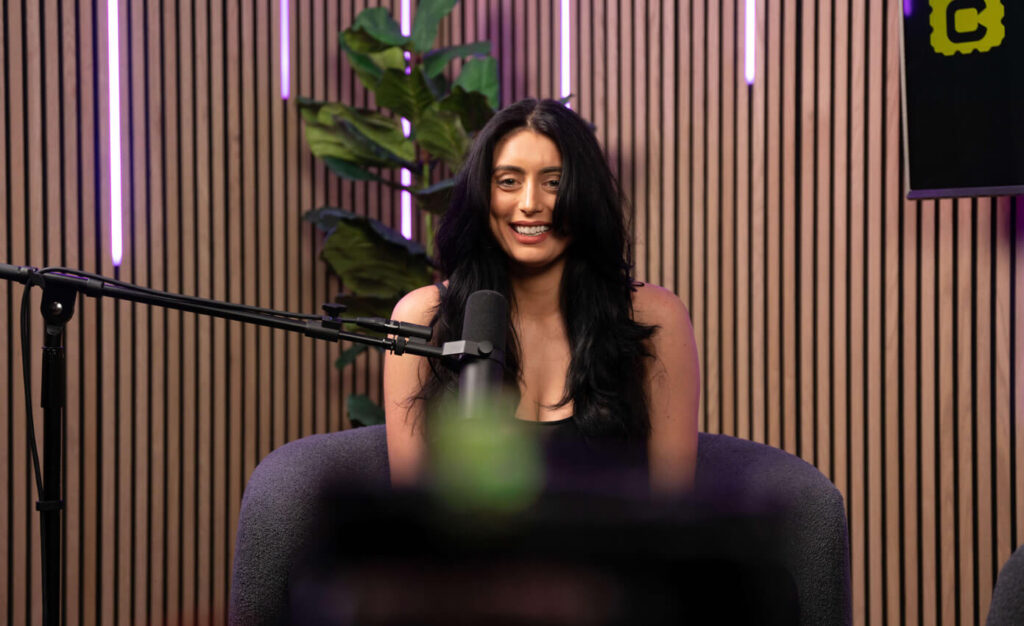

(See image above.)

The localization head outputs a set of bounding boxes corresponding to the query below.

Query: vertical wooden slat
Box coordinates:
[797,0,816,466]
[162,0,183,618]
[956,199,975,626]
[780,0,798,456]
[719,0,735,439]
[691,0,707,434]
[238,0,258,579]
[177,0,198,618]
[831,0,850,508]
[145,3,166,620]
[883,5,903,621]
[902,195,920,626]
[920,199,938,625]
[938,198,957,626]
[975,198,994,622]
[128,1,151,622]
[735,0,751,442]
[1011,199,1019,549]
[765,0,782,450]
[0,0,9,618]
[646,0,661,287]
[704,0,720,436]
[6,0,28,622]
[994,197,1013,578]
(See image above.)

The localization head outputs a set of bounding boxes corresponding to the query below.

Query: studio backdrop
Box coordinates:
[2,1,1023,625]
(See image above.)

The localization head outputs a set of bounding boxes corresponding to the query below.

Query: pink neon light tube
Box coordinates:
[281,0,290,99]
[400,0,412,239]
[561,0,571,107]
[745,0,755,85]
[107,0,123,266]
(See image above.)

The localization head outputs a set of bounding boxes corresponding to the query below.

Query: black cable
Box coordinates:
[21,283,44,500]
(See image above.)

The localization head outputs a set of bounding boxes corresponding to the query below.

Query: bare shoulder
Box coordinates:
[631,282,692,329]
[391,283,444,326]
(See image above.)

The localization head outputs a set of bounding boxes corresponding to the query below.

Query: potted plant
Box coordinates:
[298,0,499,426]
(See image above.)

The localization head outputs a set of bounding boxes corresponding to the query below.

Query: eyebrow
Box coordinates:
[492,165,563,175]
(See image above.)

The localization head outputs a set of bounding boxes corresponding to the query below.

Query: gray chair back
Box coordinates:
[229,425,851,625]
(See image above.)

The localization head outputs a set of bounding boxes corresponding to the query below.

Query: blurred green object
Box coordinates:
[429,396,543,514]
[297,0,499,396]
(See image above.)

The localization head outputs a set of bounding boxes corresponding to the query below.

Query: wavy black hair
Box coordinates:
[420,98,656,439]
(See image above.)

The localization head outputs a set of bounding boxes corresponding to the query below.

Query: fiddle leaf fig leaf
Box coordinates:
[314,208,433,296]
[347,394,386,427]
[439,85,494,133]
[376,67,436,125]
[299,100,413,169]
[423,41,492,77]
[348,7,408,51]
[414,107,468,170]
[368,46,408,72]
[336,344,370,369]
[339,34,383,90]
[452,57,500,109]
[410,0,459,52]
[413,177,456,214]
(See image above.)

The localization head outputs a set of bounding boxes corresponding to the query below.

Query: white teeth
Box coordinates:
[513,224,550,236]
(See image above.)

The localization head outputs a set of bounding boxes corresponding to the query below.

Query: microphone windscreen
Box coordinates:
[460,290,508,354]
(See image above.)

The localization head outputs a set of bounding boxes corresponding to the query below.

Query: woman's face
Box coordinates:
[488,129,570,272]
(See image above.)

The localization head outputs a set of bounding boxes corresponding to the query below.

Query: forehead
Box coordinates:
[492,129,562,168]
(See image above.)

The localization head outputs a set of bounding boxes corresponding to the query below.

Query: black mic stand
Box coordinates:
[0,263,500,626]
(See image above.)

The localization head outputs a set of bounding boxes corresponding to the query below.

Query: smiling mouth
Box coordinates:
[511,224,551,236]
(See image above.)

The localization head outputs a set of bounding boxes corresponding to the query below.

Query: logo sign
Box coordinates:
[930,0,1006,55]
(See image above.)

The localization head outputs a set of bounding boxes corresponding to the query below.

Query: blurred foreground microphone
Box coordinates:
[458,289,508,416]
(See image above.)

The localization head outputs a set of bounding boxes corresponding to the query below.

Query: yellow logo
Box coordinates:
[930,0,1006,55]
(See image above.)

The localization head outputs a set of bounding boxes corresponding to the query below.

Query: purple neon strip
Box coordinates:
[400,0,413,239]
[745,0,755,85]
[904,0,912,17]
[561,0,571,107]
[107,0,123,266]
[281,0,290,99]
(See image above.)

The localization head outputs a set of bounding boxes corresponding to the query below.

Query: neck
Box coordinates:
[508,257,565,319]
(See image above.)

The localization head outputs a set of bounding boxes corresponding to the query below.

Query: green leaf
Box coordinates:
[322,157,388,183]
[375,68,436,125]
[368,46,408,72]
[453,57,500,109]
[347,394,386,427]
[303,101,417,167]
[349,7,408,51]
[439,85,494,133]
[335,344,369,369]
[339,33,383,90]
[410,0,459,52]
[423,41,492,78]
[413,107,468,171]
[316,209,434,296]
[413,178,456,214]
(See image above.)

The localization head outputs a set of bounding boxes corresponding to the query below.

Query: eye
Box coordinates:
[496,176,520,188]
[544,178,561,190]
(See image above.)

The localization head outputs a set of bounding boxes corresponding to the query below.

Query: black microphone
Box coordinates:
[457,289,508,416]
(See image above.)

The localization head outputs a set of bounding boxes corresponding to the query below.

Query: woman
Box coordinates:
[383,99,700,495]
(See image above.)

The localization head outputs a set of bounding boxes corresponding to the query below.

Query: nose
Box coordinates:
[518,177,544,216]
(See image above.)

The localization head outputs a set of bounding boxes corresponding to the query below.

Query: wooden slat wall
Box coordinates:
[2,1,1022,624]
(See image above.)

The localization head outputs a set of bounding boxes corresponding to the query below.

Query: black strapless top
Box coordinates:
[517,416,649,495]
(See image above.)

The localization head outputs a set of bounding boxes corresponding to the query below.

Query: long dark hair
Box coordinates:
[420,98,655,439]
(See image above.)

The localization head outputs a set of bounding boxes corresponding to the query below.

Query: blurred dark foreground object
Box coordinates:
[229,426,852,625]
[289,485,797,625]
